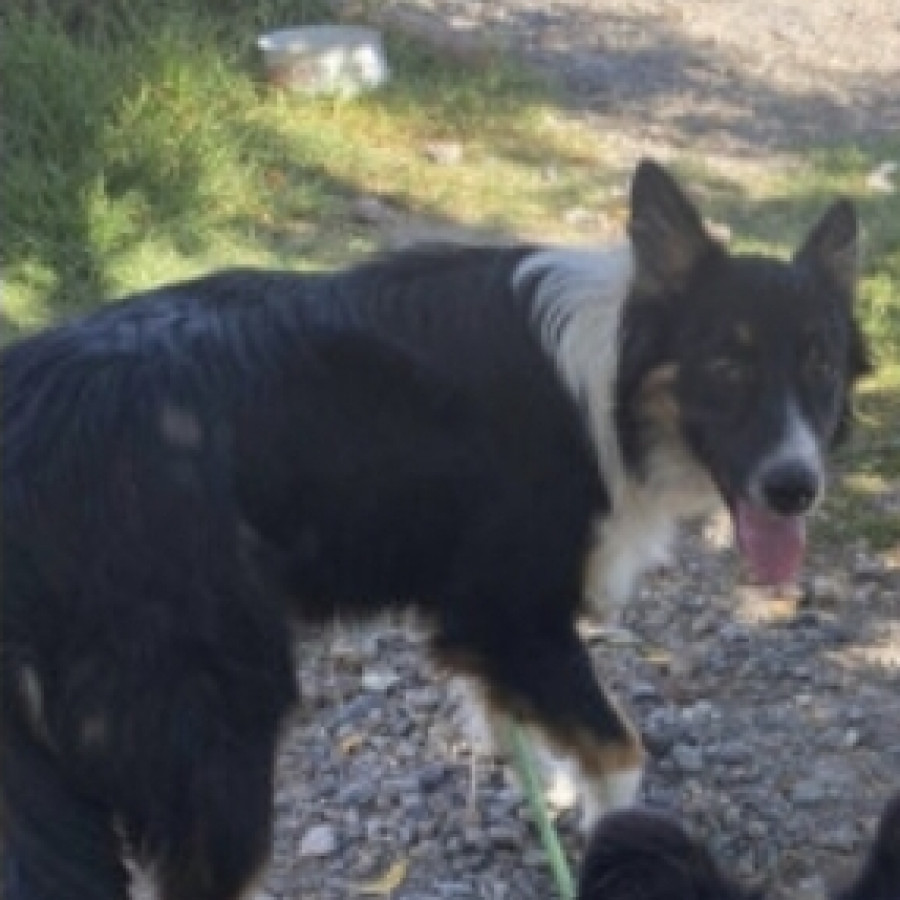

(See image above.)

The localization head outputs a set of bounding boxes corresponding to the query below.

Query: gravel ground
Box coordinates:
[251,4,900,899]
[336,0,900,156]
[256,530,900,900]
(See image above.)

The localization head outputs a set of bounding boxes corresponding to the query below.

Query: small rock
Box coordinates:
[299,824,337,858]
[690,609,719,637]
[747,820,767,839]
[680,700,716,723]
[407,687,442,711]
[720,622,750,642]
[808,574,846,602]
[336,781,376,806]
[630,681,659,701]
[642,707,681,755]
[853,581,879,602]
[334,693,378,723]
[816,824,859,852]
[418,761,452,792]
[709,741,751,766]
[487,825,521,849]
[796,876,829,900]
[361,668,400,692]
[791,778,826,806]
[423,140,463,165]
[671,743,704,773]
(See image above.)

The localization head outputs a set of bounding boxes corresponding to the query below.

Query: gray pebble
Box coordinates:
[298,824,338,858]
[791,779,826,806]
[672,743,705,773]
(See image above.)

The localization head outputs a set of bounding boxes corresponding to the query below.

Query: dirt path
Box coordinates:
[339,0,900,156]
[253,5,900,899]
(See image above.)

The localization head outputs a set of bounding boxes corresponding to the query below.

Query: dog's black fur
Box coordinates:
[1,161,868,899]
[577,792,900,900]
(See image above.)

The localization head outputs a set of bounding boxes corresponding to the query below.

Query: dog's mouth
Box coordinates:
[731,498,807,586]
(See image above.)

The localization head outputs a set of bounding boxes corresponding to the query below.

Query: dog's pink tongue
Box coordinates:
[734,500,807,585]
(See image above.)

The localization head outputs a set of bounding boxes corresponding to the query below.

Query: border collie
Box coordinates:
[578,792,900,900]
[1,160,867,899]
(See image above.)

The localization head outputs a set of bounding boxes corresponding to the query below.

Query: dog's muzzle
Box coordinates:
[734,454,823,586]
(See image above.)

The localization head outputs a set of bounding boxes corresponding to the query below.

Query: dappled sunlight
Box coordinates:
[828,621,900,673]
[2,260,58,334]
[732,584,805,627]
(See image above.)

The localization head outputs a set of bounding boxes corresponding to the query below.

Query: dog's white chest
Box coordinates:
[582,504,675,615]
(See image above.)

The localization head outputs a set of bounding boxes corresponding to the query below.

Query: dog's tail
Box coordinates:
[2,723,128,900]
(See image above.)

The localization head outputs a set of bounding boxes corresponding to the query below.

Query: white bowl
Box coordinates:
[257,25,390,97]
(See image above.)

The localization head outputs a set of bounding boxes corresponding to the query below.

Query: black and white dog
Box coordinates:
[1,160,868,899]
[578,792,900,900]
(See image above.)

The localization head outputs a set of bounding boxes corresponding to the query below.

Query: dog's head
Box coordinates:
[577,794,900,900]
[576,807,756,900]
[836,792,900,900]
[618,160,869,585]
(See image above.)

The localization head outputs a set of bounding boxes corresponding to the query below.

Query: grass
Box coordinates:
[1,0,609,333]
[3,0,898,550]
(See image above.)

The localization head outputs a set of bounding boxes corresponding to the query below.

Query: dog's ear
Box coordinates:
[795,199,858,299]
[836,793,900,900]
[628,160,719,296]
[577,808,756,900]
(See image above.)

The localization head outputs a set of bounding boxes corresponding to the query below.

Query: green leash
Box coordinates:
[503,719,577,900]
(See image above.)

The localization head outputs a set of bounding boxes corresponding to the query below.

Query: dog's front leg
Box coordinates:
[436,622,645,830]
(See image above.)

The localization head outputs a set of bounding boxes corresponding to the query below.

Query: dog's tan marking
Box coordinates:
[638,363,680,427]
[442,658,646,828]
[566,723,645,830]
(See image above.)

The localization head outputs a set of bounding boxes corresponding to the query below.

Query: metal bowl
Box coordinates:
[257,25,390,97]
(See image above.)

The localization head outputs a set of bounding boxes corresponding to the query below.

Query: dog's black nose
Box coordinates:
[762,462,820,515]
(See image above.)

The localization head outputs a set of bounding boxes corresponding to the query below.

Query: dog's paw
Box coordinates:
[579,764,644,834]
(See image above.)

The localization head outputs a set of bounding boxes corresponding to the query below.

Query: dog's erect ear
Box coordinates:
[628,160,718,296]
[837,793,900,900]
[795,200,858,299]
[577,808,754,900]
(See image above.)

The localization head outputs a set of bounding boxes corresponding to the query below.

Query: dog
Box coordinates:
[577,792,900,900]
[1,160,868,899]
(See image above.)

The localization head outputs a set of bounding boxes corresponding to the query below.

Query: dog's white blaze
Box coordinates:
[515,245,718,615]
[751,398,825,509]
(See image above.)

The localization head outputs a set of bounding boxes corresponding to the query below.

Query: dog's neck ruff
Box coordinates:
[515,244,634,505]
[514,244,717,612]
